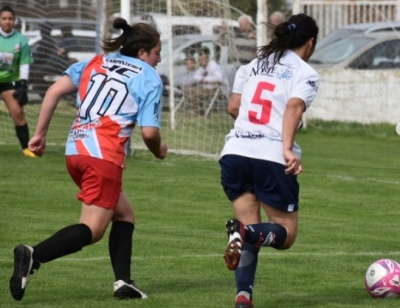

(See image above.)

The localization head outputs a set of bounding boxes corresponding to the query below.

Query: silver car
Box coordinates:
[316,21,400,51]
[309,32,400,70]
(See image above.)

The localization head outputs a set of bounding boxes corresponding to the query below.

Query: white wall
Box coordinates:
[306,69,400,124]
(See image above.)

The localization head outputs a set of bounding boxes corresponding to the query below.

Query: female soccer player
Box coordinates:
[0,6,36,157]
[220,13,320,308]
[10,18,167,301]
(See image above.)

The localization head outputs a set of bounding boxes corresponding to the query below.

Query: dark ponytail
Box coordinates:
[102,18,160,58]
[258,13,319,65]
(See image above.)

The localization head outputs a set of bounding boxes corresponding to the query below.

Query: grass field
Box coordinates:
[1,121,400,307]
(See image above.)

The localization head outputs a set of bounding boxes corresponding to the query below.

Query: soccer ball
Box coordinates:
[365,259,400,298]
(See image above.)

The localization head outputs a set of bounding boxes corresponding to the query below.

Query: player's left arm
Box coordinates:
[283,69,320,175]
[282,97,305,175]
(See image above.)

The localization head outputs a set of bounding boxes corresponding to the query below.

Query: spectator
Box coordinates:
[268,11,286,41]
[176,56,197,89]
[269,11,286,26]
[34,21,57,66]
[237,15,256,40]
[235,15,257,64]
[191,47,230,114]
[57,25,81,65]
[0,5,35,157]
[193,47,229,95]
[30,21,69,97]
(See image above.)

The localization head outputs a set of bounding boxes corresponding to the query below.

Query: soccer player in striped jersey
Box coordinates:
[10,18,167,301]
[220,14,320,308]
[0,6,35,157]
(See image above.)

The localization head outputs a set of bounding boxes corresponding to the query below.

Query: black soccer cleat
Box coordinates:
[113,279,148,300]
[10,244,40,301]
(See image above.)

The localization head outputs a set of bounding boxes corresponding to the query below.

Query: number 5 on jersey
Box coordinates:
[248,81,275,125]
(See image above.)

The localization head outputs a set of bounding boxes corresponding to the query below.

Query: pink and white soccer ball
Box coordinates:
[365,259,400,298]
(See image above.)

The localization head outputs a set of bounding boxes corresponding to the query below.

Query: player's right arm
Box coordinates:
[136,71,167,160]
[29,75,77,156]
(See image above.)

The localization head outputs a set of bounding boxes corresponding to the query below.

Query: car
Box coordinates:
[315,21,400,52]
[113,12,239,41]
[309,32,400,70]
[16,17,97,33]
[27,29,98,61]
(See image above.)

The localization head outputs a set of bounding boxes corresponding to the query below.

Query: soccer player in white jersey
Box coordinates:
[0,6,36,157]
[220,14,320,308]
[10,19,167,301]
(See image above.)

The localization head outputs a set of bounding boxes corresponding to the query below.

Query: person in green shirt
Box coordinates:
[0,5,36,157]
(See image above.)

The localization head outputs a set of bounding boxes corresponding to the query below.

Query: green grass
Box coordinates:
[1,121,400,307]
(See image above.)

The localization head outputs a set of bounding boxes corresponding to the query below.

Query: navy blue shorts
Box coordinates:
[219,154,299,212]
[0,82,16,93]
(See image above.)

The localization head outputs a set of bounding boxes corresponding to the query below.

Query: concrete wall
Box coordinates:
[306,69,400,124]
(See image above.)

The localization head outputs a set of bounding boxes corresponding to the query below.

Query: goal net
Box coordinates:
[0,0,256,159]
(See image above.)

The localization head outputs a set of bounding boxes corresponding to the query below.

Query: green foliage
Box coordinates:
[1,121,400,307]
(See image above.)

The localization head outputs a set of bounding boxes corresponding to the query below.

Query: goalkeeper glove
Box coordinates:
[13,79,28,106]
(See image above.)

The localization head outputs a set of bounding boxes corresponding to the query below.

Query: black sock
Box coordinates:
[32,224,92,263]
[15,124,30,149]
[245,222,288,249]
[109,221,134,282]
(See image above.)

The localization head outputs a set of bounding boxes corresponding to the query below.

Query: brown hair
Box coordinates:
[102,18,160,58]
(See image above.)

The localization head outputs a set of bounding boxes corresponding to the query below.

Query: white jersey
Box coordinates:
[221,50,320,165]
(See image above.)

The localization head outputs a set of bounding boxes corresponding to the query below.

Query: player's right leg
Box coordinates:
[109,192,148,299]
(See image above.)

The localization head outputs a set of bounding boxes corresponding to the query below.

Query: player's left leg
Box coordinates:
[260,203,298,249]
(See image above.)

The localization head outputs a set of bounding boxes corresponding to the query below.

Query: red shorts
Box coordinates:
[66,155,123,210]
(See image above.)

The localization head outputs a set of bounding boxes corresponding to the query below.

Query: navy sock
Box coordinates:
[32,224,92,263]
[235,243,259,299]
[109,221,134,282]
[245,222,287,248]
